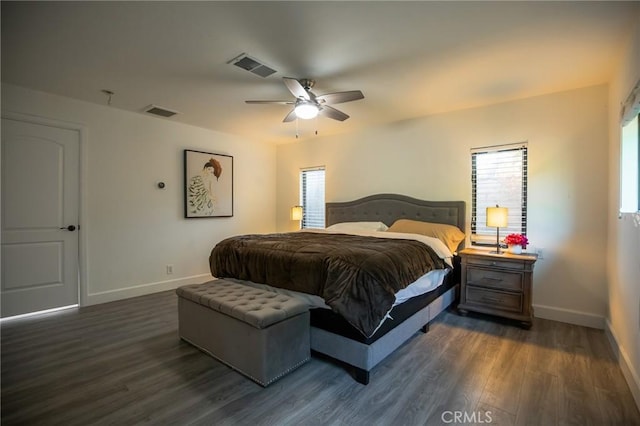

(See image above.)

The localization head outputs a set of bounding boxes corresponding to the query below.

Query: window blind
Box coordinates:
[471,143,528,245]
[300,167,325,229]
[621,79,640,126]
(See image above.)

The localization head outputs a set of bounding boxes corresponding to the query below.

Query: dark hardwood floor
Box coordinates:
[2,290,639,425]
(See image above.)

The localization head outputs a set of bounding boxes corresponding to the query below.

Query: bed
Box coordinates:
[210,194,466,384]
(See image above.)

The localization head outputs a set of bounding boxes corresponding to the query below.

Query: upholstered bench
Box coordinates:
[176,279,310,386]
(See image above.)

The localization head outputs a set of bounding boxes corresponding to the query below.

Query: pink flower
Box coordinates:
[504,233,529,248]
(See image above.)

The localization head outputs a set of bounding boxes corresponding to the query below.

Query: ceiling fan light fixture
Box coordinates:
[246,77,362,123]
[294,101,319,119]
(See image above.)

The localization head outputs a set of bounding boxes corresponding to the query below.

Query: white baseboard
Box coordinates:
[533,304,605,329]
[85,274,213,306]
[605,320,640,411]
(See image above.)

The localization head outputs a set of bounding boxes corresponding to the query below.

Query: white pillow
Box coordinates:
[326,221,389,232]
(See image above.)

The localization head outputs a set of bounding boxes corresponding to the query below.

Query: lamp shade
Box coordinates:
[486,206,508,228]
[290,205,303,221]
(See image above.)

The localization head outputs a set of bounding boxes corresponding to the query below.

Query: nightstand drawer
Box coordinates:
[466,286,523,313]
[467,267,523,292]
[466,256,526,270]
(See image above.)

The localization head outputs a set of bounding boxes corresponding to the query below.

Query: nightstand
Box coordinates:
[457,248,537,329]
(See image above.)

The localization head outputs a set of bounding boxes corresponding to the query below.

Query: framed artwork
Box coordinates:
[184,149,233,218]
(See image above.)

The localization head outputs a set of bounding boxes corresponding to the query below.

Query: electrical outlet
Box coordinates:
[166,264,173,275]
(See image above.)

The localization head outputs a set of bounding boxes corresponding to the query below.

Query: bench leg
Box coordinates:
[353,367,370,385]
[421,323,429,333]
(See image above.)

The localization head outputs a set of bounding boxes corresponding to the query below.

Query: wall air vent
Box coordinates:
[228,53,277,78]
[144,105,179,118]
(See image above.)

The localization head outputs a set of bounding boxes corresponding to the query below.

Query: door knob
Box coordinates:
[60,225,76,231]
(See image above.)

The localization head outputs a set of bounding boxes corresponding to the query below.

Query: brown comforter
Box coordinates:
[209,231,447,337]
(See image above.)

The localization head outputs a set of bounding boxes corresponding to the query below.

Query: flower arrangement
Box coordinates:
[504,233,529,248]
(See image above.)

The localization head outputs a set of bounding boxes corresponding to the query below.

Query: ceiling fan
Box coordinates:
[245,77,364,122]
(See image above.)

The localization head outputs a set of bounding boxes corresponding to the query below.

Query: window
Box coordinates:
[620,115,639,213]
[300,167,325,229]
[620,79,640,214]
[471,143,528,245]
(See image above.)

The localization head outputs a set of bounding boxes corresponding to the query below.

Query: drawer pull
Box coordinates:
[481,296,503,303]
[483,277,503,282]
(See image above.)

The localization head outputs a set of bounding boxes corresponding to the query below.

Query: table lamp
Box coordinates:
[290,205,303,229]
[486,205,508,254]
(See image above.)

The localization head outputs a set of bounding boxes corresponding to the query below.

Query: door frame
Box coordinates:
[2,111,88,308]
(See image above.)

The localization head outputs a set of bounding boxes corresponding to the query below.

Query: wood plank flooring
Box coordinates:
[2,290,639,425]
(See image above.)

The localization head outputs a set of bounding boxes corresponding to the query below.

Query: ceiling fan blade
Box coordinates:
[283,77,310,100]
[320,105,350,121]
[316,90,364,105]
[245,100,294,105]
[283,109,297,122]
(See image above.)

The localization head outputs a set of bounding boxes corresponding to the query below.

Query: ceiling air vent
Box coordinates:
[144,105,179,118]
[228,53,277,78]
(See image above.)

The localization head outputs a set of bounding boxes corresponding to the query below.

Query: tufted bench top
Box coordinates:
[176,280,308,329]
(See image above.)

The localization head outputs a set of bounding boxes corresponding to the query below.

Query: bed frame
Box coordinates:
[311,193,466,384]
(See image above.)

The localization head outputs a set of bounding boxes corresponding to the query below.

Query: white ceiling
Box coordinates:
[2,1,638,144]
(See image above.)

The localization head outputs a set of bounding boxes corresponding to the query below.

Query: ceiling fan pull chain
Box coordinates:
[315,116,318,135]
[295,117,299,139]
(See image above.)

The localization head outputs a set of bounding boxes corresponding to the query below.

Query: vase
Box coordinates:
[508,245,522,254]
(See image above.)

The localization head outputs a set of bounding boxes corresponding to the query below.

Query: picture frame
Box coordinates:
[184,149,233,218]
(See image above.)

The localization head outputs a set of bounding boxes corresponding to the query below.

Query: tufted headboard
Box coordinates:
[325,193,466,250]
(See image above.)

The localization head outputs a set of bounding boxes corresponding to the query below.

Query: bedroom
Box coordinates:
[2,1,640,424]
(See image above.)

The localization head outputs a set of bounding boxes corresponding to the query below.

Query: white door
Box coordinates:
[1,118,80,317]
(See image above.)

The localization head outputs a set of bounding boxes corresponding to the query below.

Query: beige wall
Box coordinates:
[2,83,277,305]
[607,14,640,406]
[277,85,609,326]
